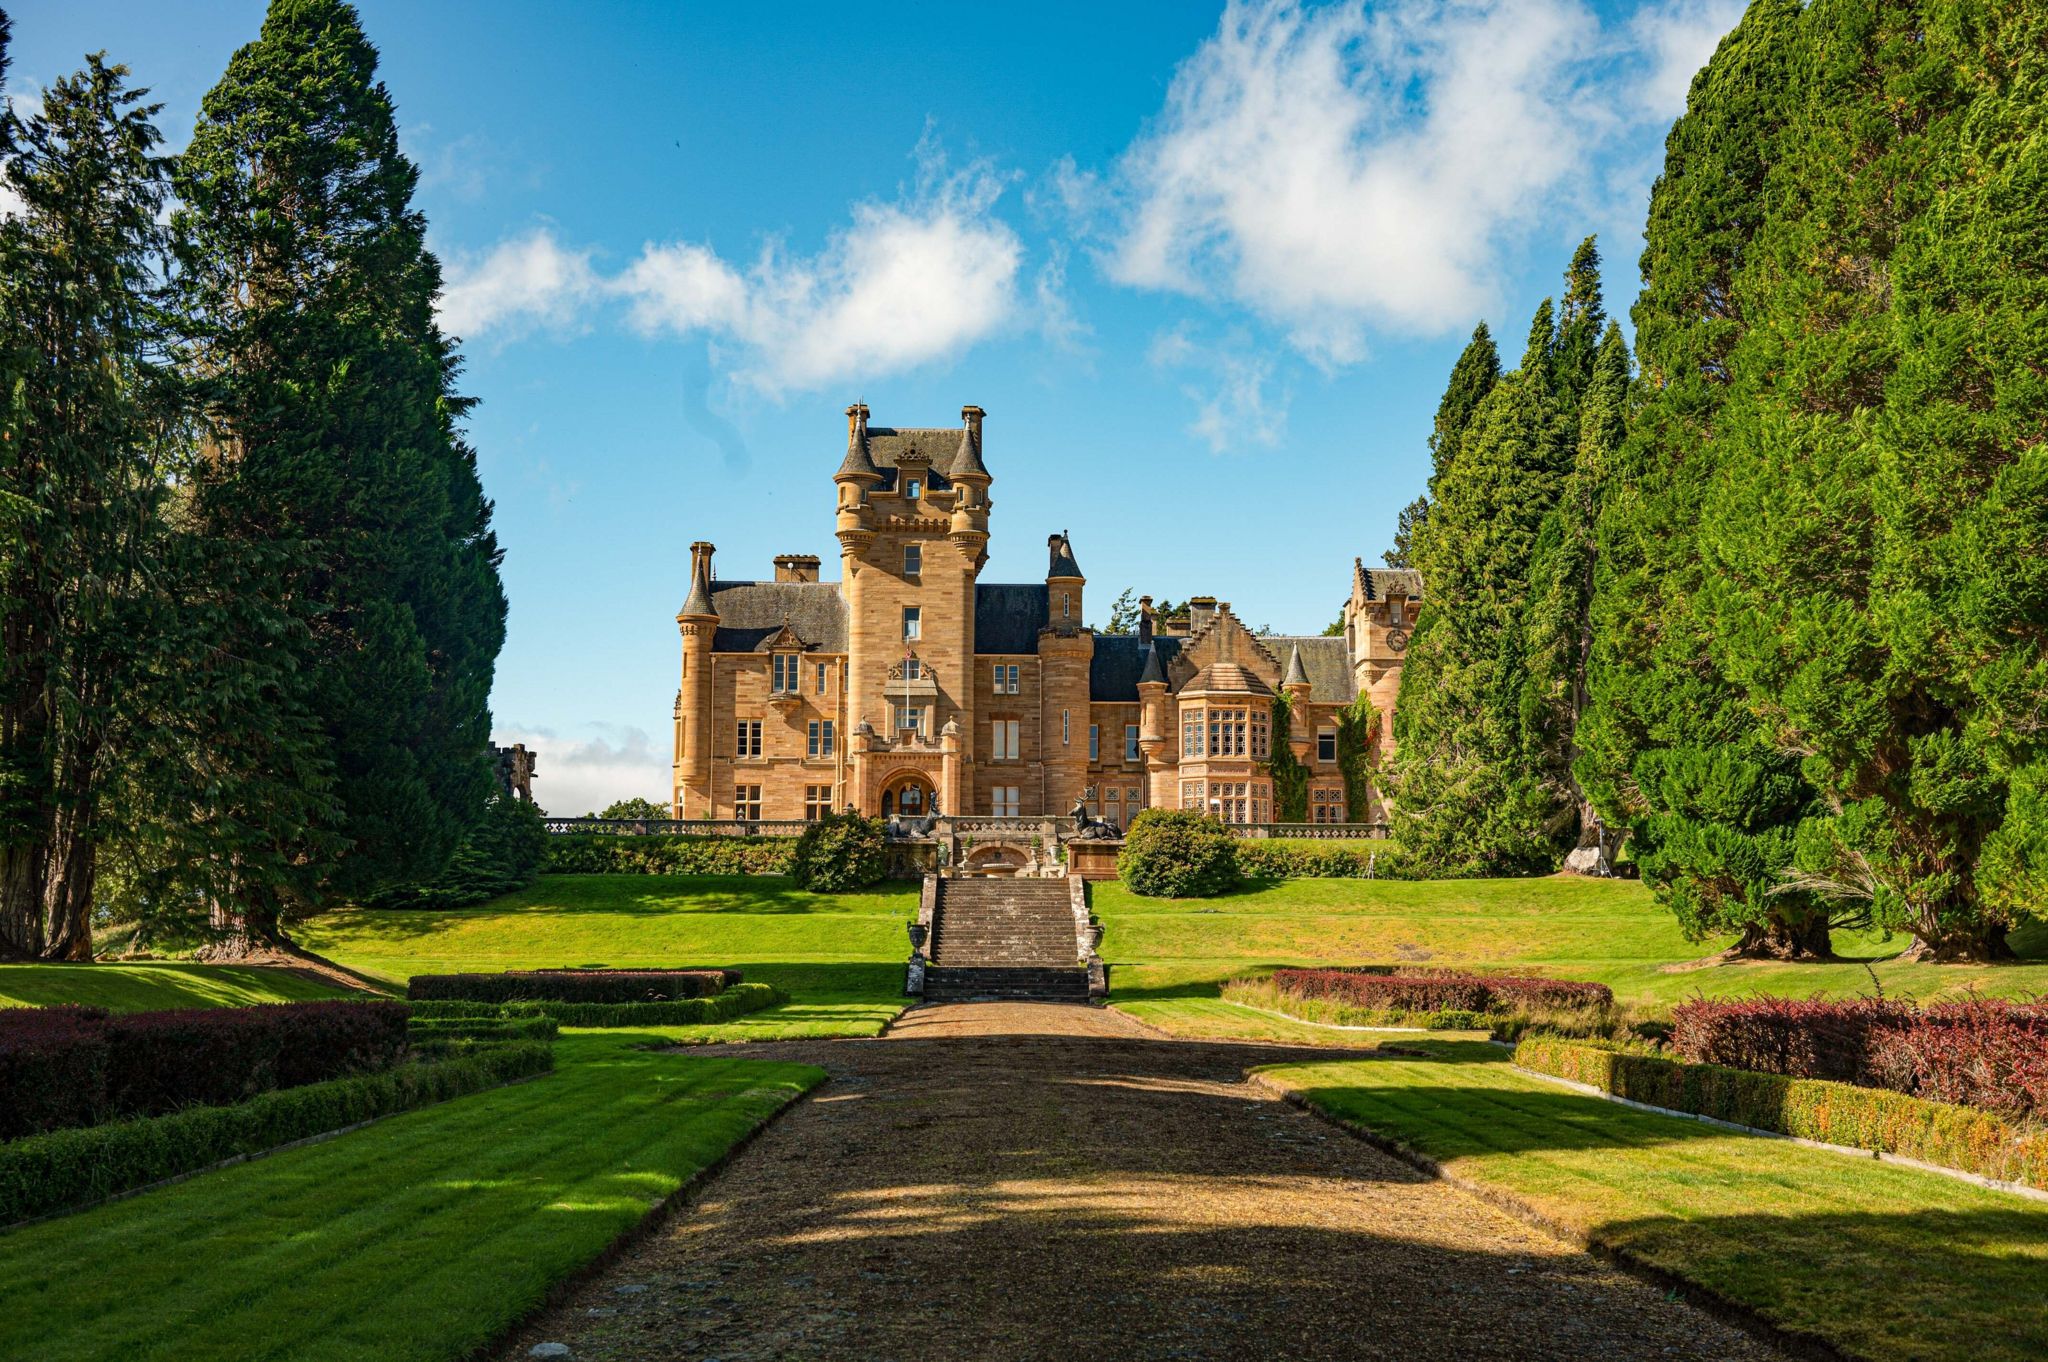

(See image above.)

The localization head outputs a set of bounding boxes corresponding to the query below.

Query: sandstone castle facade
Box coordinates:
[672,405,1421,825]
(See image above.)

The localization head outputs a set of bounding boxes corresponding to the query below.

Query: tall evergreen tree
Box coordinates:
[176,0,505,941]
[0,58,181,958]
[1577,0,1834,958]
[1702,0,2048,960]
[1399,324,1499,572]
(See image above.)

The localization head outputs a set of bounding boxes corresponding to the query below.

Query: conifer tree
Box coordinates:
[1397,324,1499,572]
[1576,0,1833,958]
[0,58,181,957]
[1701,0,2048,960]
[176,0,505,938]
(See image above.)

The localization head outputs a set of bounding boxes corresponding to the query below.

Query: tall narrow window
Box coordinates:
[991,719,1019,761]
[1062,710,1070,745]
[1182,711,1202,758]
[1125,724,1140,763]
[1089,725,1100,761]
[807,720,836,757]
[904,476,921,499]
[1318,725,1337,763]
[903,606,920,640]
[903,543,922,577]
[734,720,762,758]
[772,654,798,693]
[1062,593,1071,621]
[816,662,829,695]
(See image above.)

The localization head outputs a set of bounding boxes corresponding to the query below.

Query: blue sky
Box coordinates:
[13,0,1742,814]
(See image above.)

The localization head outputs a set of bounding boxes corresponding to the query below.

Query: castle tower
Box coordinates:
[1039,531,1094,815]
[673,541,719,816]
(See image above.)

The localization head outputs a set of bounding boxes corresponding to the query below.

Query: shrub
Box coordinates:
[1232,839,1415,881]
[1119,810,1239,898]
[1271,968,1612,1014]
[1671,995,2048,1120]
[543,834,798,876]
[0,1042,552,1226]
[788,811,888,892]
[1515,1036,2048,1192]
[368,797,549,909]
[0,1001,410,1140]
[406,1015,560,1043]
[405,983,783,1029]
[406,968,738,1005]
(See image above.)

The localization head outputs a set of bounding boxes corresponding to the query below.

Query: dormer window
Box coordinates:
[905,477,921,499]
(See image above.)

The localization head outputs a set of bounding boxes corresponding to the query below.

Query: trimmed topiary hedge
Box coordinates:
[0,1041,553,1226]
[405,968,740,1005]
[0,1001,411,1140]
[543,834,798,876]
[1118,810,1240,898]
[406,1015,560,1043]
[1514,1035,2048,1192]
[406,982,784,1028]
[789,811,888,892]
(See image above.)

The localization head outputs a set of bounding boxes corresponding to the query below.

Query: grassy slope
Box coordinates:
[1096,876,2048,1020]
[0,1031,822,1362]
[296,874,915,1039]
[0,961,351,1012]
[1261,1042,2048,1362]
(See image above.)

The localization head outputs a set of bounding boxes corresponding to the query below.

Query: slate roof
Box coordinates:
[864,427,968,492]
[709,581,848,652]
[974,583,1048,655]
[1283,644,1310,689]
[1090,634,1184,700]
[951,425,990,480]
[1183,661,1275,697]
[679,571,716,618]
[1263,636,1357,704]
[1361,567,1424,600]
[1047,532,1083,579]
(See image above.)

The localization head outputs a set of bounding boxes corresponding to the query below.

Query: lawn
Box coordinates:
[296,873,916,1039]
[1259,1042,2048,1362]
[1095,875,2048,1016]
[0,960,351,1012]
[0,1030,823,1362]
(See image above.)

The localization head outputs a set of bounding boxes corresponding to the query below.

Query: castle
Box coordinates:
[672,404,1421,825]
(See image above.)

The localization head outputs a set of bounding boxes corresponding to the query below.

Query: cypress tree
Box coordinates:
[1577,0,1834,958]
[1399,324,1500,571]
[1702,0,2048,961]
[176,0,505,939]
[0,58,181,958]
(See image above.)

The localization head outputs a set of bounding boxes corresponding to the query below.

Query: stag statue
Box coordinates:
[1068,799,1120,841]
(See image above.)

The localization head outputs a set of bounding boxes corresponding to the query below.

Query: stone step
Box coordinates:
[922,966,1092,1002]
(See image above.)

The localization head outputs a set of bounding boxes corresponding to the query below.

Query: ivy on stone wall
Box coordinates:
[1268,696,1309,823]
[1336,700,1381,823]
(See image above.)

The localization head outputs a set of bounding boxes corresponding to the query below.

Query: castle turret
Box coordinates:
[674,541,719,815]
[1283,644,1313,762]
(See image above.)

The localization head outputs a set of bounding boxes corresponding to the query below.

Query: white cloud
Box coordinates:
[617,145,1023,394]
[437,229,601,341]
[1093,0,1741,364]
[1032,242,1090,353]
[493,723,668,818]
[1148,323,1287,453]
[1627,0,1746,120]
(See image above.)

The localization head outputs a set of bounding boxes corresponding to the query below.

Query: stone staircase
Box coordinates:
[921,877,1094,1002]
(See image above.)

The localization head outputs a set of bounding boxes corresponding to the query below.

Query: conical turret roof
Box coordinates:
[951,424,990,480]
[836,414,881,481]
[1138,642,1167,687]
[1284,643,1310,689]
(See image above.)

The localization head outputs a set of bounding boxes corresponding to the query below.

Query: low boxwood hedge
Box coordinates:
[0,1042,554,1227]
[543,834,797,876]
[405,982,784,1028]
[406,968,740,1005]
[406,1016,560,1043]
[1514,1035,2048,1192]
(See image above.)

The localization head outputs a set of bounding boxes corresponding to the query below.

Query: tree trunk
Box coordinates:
[39,807,97,961]
[1733,914,1833,961]
[1900,919,2014,963]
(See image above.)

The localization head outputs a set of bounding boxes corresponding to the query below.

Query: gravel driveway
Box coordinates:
[500,1003,1782,1361]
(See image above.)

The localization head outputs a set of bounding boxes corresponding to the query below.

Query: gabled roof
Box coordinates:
[1262,636,1357,704]
[709,581,847,652]
[750,619,813,653]
[1355,563,1424,600]
[974,583,1048,654]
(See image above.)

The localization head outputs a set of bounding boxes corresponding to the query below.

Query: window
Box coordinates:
[1318,725,1337,763]
[816,662,829,695]
[902,606,920,640]
[1104,787,1121,825]
[1206,708,1248,757]
[1089,724,1100,761]
[805,785,833,821]
[1062,709,1070,745]
[1250,708,1270,760]
[1125,723,1141,763]
[894,705,927,738]
[1312,787,1346,823]
[904,476,921,499]
[734,785,762,820]
[991,719,1020,761]
[993,663,1019,695]
[1181,780,1203,810]
[1126,785,1143,813]
[1182,711,1202,758]
[992,786,1020,817]
[734,720,762,758]
[772,653,799,693]
[901,657,921,680]
[807,719,835,757]
[1062,592,1071,621]
[903,543,922,577]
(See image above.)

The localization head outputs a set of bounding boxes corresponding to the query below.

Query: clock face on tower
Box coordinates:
[1385,627,1410,654]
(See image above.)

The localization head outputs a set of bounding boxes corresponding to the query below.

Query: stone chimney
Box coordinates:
[1137,595,1154,646]
[773,554,820,584]
[1187,595,1217,634]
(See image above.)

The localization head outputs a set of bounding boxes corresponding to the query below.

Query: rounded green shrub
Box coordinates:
[1118,809,1240,898]
[788,810,888,891]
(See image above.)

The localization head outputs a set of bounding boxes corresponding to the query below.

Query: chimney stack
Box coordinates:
[1138,595,1154,645]
[773,553,821,584]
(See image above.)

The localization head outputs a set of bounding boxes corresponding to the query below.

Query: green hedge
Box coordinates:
[542,834,797,875]
[0,1042,554,1227]
[1232,839,1414,880]
[405,982,784,1028]
[1514,1036,2048,1192]
[406,1016,560,1043]
[1119,810,1240,898]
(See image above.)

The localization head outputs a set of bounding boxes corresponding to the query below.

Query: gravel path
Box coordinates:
[501,1003,1782,1361]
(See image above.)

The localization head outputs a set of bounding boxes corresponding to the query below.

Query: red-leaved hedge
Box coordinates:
[1672,995,2048,1121]
[405,968,741,1005]
[0,1001,410,1141]
[1270,968,1613,1014]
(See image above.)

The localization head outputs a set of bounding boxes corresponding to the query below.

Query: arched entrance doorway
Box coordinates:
[880,773,935,818]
